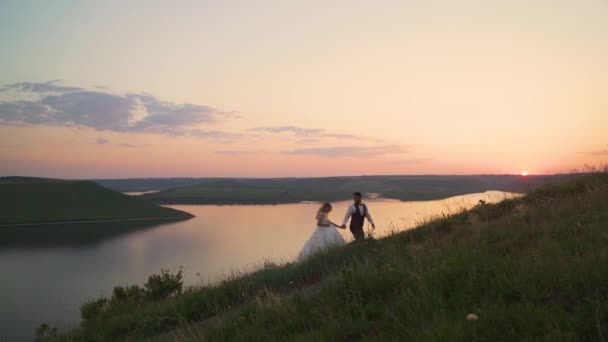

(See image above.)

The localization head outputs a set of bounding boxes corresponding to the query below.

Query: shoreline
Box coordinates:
[152,190,522,206]
[0,215,193,228]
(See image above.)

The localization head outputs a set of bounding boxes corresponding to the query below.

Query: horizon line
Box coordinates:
[1,173,576,181]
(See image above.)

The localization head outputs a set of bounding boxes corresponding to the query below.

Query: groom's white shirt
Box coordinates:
[342,203,375,226]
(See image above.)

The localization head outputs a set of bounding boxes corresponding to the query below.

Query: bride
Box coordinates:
[298,202,346,261]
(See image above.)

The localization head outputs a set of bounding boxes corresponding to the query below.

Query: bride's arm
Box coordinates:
[329,220,342,228]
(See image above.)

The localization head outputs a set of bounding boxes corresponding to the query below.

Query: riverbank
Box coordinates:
[0,216,192,228]
[51,171,608,340]
[0,178,192,225]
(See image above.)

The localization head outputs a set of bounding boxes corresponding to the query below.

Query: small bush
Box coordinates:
[79,269,183,326]
[80,297,109,322]
[263,260,278,269]
[112,284,145,304]
[144,268,183,300]
[34,323,57,342]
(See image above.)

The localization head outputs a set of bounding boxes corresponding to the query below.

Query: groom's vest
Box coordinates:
[350,203,367,229]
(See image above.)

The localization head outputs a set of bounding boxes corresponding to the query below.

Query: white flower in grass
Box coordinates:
[466,313,479,321]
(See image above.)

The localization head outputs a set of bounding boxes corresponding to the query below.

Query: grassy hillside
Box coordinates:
[139,175,569,204]
[53,171,608,341]
[0,177,192,225]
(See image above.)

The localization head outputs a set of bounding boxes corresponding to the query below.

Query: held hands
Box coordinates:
[331,221,347,229]
[336,224,373,230]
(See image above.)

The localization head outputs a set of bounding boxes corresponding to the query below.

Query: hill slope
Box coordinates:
[0,177,192,225]
[139,175,569,204]
[55,171,608,341]
[95,178,225,192]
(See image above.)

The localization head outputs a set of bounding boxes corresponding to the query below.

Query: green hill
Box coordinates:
[95,178,226,192]
[0,176,57,183]
[138,175,570,204]
[0,177,193,225]
[53,170,608,341]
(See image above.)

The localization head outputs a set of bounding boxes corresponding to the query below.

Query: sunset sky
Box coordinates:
[1,0,607,178]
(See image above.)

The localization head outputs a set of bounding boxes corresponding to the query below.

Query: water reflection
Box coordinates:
[0,219,188,248]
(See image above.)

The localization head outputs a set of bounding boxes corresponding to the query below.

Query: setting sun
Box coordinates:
[521,171,529,176]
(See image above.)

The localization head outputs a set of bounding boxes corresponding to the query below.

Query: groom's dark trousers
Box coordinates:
[350,204,366,241]
[350,225,365,241]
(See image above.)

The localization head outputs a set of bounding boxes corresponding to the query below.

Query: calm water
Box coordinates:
[0,191,518,341]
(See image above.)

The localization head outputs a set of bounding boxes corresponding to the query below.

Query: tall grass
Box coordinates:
[50,169,608,341]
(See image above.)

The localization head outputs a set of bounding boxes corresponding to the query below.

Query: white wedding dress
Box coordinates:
[298,212,346,261]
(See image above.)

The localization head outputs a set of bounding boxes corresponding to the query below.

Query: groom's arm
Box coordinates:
[341,205,352,227]
[364,206,376,229]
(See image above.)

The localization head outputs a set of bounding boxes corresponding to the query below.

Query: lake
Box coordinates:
[0,191,518,341]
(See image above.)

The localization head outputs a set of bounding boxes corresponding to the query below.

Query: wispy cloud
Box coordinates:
[188,129,244,142]
[296,138,321,144]
[96,137,109,145]
[0,81,241,142]
[583,145,608,156]
[249,126,324,136]
[118,143,151,148]
[281,145,409,158]
[215,149,268,155]
[0,80,83,94]
[588,150,608,156]
[382,158,433,165]
[215,145,410,158]
[1,82,391,148]
[94,137,150,148]
[249,125,380,142]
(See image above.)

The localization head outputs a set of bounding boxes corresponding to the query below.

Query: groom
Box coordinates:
[340,192,375,240]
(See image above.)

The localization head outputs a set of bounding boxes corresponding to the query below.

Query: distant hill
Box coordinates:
[0,176,57,183]
[0,177,193,225]
[137,175,573,204]
[95,178,225,192]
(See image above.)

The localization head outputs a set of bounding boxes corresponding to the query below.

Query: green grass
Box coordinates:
[139,174,571,204]
[53,171,608,341]
[0,177,192,225]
